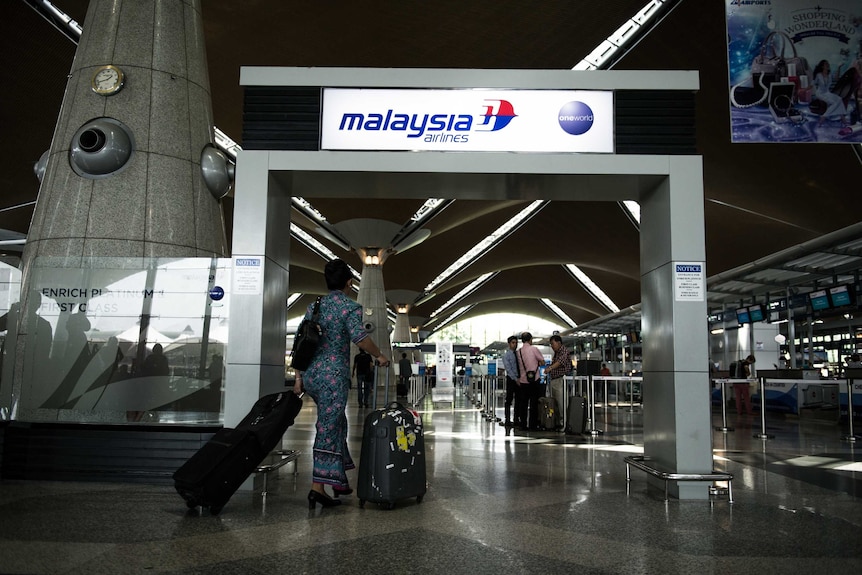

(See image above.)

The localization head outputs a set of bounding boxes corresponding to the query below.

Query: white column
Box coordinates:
[640,156,711,500]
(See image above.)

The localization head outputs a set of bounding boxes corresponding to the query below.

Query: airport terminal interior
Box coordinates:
[1,388,861,574]
[2,1,862,573]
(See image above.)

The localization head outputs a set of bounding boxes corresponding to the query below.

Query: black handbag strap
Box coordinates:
[310,296,322,321]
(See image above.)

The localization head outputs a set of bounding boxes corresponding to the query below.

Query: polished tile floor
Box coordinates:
[1,388,861,575]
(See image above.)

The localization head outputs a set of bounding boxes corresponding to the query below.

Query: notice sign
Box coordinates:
[233,257,263,295]
[321,88,614,153]
[674,262,704,302]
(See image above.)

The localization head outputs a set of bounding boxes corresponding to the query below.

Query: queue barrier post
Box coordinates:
[753,376,774,440]
[714,378,734,433]
[842,376,859,443]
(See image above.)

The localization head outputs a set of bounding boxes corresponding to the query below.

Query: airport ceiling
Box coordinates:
[3,1,861,338]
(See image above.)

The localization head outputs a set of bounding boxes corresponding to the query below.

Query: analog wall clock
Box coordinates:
[91,65,125,96]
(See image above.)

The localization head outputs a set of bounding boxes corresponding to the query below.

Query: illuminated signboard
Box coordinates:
[809,290,829,311]
[736,307,750,324]
[320,88,614,153]
[829,285,853,308]
[748,304,765,322]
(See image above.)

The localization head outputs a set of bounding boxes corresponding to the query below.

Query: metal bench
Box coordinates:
[255,449,301,495]
[624,455,733,503]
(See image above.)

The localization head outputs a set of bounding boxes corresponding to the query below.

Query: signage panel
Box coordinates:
[321,88,614,153]
[673,262,704,302]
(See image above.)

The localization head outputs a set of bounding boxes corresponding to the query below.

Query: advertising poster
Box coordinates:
[726,0,862,143]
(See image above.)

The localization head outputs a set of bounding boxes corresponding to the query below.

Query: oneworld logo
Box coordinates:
[558,101,594,136]
[338,99,517,143]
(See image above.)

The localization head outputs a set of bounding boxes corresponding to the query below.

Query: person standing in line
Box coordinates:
[600,363,611,377]
[294,259,390,509]
[546,335,571,431]
[352,349,373,407]
[398,352,412,397]
[499,335,521,428]
[733,354,756,416]
[516,332,545,431]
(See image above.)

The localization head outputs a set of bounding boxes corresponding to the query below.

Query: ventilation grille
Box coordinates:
[615,90,696,155]
[242,87,321,150]
[1,422,218,484]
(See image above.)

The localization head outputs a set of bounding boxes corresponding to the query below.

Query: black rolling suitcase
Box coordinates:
[358,401,427,509]
[565,394,587,435]
[173,391,302,514]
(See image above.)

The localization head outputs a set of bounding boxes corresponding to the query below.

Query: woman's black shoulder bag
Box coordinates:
[290,297,322,371]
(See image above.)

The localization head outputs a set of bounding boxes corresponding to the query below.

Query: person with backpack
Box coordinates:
[732,355,756,416]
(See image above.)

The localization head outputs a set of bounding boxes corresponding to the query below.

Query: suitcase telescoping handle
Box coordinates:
[372,361,390,410]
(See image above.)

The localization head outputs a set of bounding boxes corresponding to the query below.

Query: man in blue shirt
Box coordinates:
[500,335,521,428]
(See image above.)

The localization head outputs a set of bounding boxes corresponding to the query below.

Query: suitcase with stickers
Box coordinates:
[357,401,427,510]
[538,396,558,430]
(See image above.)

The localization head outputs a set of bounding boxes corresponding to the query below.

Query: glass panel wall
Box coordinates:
[10,257,231,425]
[0,262,23,420]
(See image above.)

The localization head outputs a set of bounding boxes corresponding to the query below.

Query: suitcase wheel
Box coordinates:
[359,499,366,508]
[416,495,423,504]
[184,498,199,510]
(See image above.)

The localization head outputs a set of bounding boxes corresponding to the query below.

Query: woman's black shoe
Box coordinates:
[308,490,342,509]
[332,486,353,497]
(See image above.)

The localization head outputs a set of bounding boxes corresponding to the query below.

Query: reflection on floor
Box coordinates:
[1,389,861,575]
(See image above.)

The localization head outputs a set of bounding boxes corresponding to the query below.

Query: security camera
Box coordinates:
[363,321,375,332]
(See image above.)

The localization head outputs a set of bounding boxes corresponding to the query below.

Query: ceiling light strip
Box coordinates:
[423,200,549,294]
[565,264,620,313]
[426,305,473,333]
[290,223,362,280]
[429,272,497,319]
[540,298,578,329]
[572,0,672,71]
[23,0,83,43]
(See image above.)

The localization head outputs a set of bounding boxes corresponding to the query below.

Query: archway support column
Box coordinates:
[640,156,711,500]
[224,151,292,427]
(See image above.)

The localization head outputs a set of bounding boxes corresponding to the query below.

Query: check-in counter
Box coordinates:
[712,370,840,415]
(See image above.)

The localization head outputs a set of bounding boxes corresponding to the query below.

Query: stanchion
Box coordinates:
[842,376,858,443]
[753,376,774,440]
[586,374,602,436]
[627,377,637,413]
[714,378,734,433]
[485,375,500,422]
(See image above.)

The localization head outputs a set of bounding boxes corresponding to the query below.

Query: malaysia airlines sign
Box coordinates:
[320,88,614,153]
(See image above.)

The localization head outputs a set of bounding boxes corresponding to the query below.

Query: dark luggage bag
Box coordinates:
[397,380,409,397]
[565,394,587,435]
[173,391,303,514]
[357,401,427,509]
[538,396,557,430]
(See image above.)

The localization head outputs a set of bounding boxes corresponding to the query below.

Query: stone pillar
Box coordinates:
[23,0,226,265]
[15,0,227,419]
[356,259,392,399]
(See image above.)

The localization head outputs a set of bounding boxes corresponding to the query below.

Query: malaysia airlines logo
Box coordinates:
[477,99,518,131]
[337,99,518,143]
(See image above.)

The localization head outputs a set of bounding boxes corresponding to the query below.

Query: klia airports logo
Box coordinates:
[337,99,517,143]
[558,101,595,135]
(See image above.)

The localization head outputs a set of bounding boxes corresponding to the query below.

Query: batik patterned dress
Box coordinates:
[301,289,368,487]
